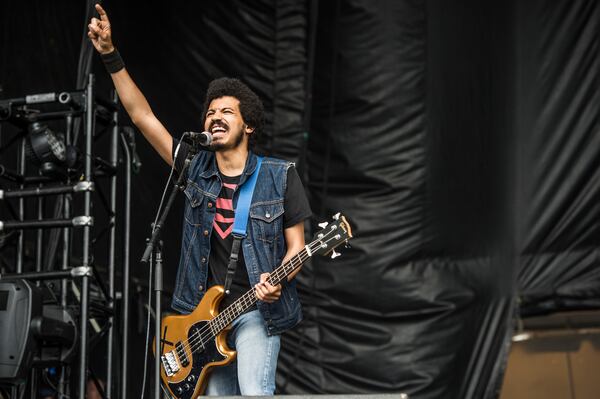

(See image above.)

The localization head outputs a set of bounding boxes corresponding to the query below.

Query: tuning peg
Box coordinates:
[344,241,352,249]
[330,249,341,259]
[333,213,340,220]
[318,221,329,229]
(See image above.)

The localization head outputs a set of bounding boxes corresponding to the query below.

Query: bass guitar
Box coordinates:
[155,213,352,398]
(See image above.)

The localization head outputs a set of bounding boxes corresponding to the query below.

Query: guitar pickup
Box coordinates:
[176,342,190,367]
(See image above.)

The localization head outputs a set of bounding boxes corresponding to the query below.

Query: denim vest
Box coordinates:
[171,150,303,335]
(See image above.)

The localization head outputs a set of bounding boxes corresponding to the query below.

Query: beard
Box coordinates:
[210,127,246,151]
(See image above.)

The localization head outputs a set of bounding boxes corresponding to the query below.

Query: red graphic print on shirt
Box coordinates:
[213,182,237,239]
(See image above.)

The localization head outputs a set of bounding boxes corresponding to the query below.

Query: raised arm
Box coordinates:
[88,3,173,165]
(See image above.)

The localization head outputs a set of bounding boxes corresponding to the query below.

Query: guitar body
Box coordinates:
[154,285,235,399]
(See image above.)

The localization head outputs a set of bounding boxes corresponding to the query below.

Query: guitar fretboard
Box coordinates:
[183,216,350,359]
[208,246,313,336]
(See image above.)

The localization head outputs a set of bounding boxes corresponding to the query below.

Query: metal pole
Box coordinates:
[78,73,94,399]
[154,243,163,399]
[29,369,37,399]
[120,132,132,399]
[0,181,95,198]
[36,195,44,275]
[33,185,43,399]
[62,115,73,305]
[106,91,119,398]
[17,138,25,273]
[60,114,73,398]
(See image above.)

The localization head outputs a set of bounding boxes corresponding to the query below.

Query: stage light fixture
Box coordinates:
[24,122,82,178]
[25,122,67,167]
[0,280,77,381]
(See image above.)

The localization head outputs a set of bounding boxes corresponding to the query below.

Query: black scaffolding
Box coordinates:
[0,74,135,399]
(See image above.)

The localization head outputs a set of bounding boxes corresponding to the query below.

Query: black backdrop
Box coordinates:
[1,1,599,398]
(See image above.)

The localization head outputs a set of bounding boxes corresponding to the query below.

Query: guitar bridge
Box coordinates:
[161,350,180,377]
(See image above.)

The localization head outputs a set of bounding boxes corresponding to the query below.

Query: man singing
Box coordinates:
[88,4,311,395]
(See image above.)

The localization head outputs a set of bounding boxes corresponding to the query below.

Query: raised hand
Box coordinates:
[87,3,114,54]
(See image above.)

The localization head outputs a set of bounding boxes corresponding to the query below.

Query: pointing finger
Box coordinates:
[95,3,110,22]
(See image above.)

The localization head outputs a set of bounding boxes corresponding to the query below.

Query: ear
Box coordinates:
[244,124,255,135]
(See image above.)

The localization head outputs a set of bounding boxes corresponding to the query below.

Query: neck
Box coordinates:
[215,146,249,177]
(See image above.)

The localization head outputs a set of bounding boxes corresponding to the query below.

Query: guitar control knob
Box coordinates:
[184,383,191,391]
[175,387,183,395]
[187,375,196,382]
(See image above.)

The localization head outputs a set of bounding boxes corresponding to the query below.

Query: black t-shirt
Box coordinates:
[172,140,312,309]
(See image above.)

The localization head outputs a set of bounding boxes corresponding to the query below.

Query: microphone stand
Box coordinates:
[140,139,199,399]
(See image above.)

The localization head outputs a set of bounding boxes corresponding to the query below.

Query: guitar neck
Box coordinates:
[210,246,312,334]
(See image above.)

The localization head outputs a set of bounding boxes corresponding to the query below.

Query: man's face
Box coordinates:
[204,96,252,151]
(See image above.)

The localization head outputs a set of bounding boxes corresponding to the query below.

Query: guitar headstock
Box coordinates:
[311,213,353,258]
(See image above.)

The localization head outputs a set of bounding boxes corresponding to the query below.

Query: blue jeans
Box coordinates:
[206,309,281,396]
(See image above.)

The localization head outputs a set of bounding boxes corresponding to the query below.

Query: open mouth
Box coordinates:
[210,124,228,138]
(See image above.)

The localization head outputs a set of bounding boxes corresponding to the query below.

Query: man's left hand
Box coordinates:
[255,273,281,303]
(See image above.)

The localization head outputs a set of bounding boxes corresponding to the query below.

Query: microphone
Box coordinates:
[185,131,213,147]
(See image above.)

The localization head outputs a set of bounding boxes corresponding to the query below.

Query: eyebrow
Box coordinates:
[207,107,235,112]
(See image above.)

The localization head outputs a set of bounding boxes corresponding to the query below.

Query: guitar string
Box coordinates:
[185,242,316,355]
[185,231,343,352]
[185,230,344,357]
[172,220,346,368]
[174,247,312,360]
[167,230,343,365]
[178,232,341,358]
[181,243,316,356]
[171,246,312,360]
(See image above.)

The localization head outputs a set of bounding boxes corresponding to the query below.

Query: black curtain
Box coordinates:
[515,0,600,316]
[278,1,514,397]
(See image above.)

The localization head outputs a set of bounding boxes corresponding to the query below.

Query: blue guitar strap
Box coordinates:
[224,156,263,295]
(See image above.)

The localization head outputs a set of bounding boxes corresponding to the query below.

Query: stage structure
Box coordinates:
[0,74,135,399]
